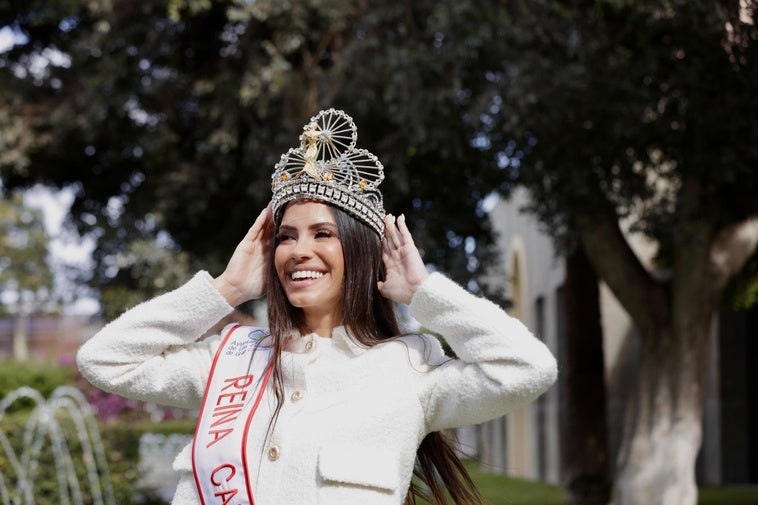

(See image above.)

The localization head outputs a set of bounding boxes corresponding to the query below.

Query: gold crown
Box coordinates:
[271,109,386,236]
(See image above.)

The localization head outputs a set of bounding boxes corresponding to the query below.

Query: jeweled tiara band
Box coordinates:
[270,109,386,236]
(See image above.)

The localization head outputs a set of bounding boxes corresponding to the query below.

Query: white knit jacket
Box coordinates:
[77,271,557,505]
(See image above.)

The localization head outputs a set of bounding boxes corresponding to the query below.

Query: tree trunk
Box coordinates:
[12,314,30,361]
[612,303,713,505]
[562,244,611,505]
[577,212,758,505]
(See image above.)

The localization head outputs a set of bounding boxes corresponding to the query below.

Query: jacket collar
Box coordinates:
[332,326,370,355]
[287,325,369,356]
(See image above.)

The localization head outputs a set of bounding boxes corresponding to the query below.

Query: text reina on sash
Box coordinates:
[194,326,272,505]
[207,374,258,448]
[204,373,260,505]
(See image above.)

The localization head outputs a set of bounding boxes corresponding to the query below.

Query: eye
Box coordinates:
[276,232,296,243]
[315,229,335,239]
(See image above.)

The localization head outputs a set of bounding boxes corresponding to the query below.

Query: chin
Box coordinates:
[285,293,341,314]
[286,295,321,309]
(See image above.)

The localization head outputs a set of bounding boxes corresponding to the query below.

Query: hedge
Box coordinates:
[0,360,196,505]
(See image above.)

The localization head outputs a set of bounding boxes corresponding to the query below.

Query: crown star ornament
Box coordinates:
[271,109,386,236]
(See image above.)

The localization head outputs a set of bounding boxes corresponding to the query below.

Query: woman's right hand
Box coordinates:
[378,214,429,305]
[212,205,274,306]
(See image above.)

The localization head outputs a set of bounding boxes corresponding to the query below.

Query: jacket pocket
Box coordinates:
[318,443,401,498]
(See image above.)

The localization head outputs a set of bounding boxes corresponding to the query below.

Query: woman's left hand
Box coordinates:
[378,214,429,305]
[212,205,274,306]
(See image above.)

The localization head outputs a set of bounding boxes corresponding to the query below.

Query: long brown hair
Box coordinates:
[265,201,485,505]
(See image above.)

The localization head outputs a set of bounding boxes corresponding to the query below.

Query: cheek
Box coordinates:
[334,247,345,282]
[274,246,287,281]
[326,245,345,275]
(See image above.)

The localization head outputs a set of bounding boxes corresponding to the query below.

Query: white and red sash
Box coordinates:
[192,324,273,505]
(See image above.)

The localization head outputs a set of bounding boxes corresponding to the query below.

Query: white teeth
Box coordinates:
[291,270,324,280]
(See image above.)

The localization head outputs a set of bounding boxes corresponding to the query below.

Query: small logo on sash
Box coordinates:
[192,325,272,505]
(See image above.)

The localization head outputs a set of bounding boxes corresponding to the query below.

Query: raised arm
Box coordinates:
[379,212,557,432]
[408,273,558,433]
[76,272,234,408]
[77,206,274,408]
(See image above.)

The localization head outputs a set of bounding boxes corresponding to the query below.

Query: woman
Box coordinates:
[77,109,557,505]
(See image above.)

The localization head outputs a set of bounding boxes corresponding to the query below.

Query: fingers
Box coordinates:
[385,213,412,249]
[384,214,398,250]
[396,214,416,246]
[246,206,274,242]
[253,206,273,233]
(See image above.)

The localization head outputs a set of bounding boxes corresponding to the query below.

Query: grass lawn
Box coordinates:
[415,461,758,505]
[462,462,563,505]
[698,486,758,505]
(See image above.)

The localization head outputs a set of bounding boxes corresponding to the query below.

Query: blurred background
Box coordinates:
[0,1,756,504]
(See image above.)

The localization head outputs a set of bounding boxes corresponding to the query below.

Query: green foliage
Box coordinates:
[0,361,74,403]
[418,461,758,505]
[416,461,758,505]
[468,462,565,504]
[0,362,194,504]
[0,410,114,505]
[0,410,180,505]
[98,238,194,321]
[0,0,517,313]
[416,461,565,505]
[479,1,757,252]
[726,249,758,310]
[0,1,755,306]
[698,487,758,505]
[0,192,55,316]
[0,107,37,173]
[97,422,183,505]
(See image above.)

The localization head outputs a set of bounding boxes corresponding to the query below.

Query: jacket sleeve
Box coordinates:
[76,271,235,409]
[408,272,558,433]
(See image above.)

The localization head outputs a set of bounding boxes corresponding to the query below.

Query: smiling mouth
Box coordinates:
[290,270,325,281]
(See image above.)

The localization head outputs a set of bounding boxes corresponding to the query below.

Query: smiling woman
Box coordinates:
[273,201,346,336]
[76,109,557,505]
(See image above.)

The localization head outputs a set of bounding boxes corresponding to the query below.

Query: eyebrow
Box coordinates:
[278,222,338,231]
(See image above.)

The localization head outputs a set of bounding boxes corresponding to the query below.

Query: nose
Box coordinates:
[290,236,314,260]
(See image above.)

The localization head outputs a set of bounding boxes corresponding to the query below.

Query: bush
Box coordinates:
[1,406,196,504]
[1,409,115,505]
[0,360,74,405]
[100,422,192,505]
[0,362,196,504]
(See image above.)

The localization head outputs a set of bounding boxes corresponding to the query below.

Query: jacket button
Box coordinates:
[291,390,303,402]
[304,340,314,351]
[268,445,280,461]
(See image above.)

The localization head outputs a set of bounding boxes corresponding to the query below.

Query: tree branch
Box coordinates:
[710,217,758,290]
[577,210,669,337]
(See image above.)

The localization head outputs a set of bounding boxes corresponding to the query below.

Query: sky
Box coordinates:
[23,186,99,315]
[0,25,25,51]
